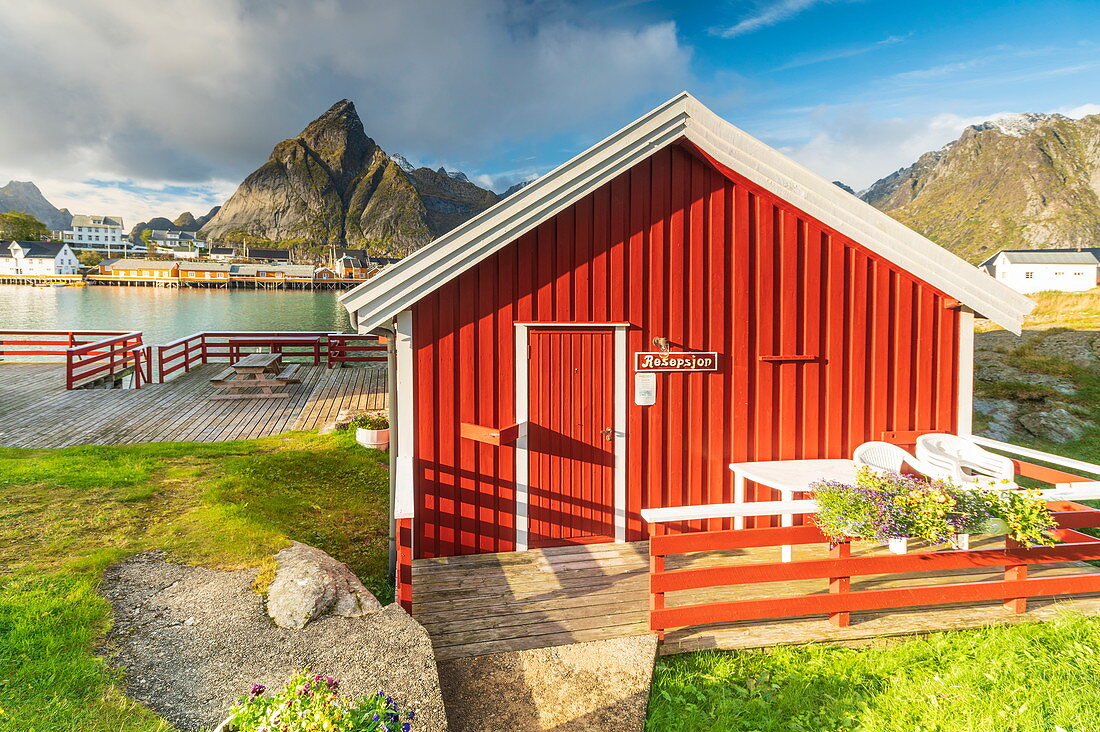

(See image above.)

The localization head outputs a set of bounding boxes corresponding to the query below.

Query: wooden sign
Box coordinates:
[635,351,719,372]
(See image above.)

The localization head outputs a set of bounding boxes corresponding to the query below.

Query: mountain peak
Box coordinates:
[970,112,1069,137]
[861,113,1100,261]
[202,99,499,255]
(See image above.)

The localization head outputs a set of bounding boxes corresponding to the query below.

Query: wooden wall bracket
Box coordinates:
[460,422,522,446]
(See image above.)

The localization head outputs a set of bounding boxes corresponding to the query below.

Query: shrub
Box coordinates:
[227,669,414,731]
[811,467,1055,546]
[349,414,389,430]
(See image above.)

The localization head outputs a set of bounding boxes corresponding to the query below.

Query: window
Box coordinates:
[1055,271,1064,276]
[1024,272,1034,279]
[1076,271,1086,276]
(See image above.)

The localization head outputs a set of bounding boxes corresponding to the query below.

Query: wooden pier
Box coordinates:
[0,362,387,448]
[412,538,1100,661]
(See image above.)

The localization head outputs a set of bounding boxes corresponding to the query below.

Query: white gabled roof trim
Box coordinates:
[341,93,1034,334]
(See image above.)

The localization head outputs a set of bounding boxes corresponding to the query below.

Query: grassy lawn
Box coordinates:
[0,431,390,731]
[648,612,1100,732]
[649,326,1100,731]
[975,288,1100,331]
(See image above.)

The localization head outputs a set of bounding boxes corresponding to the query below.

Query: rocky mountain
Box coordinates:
[201,100,498,255]
[0,180,71,230]
[861,113,1100,262]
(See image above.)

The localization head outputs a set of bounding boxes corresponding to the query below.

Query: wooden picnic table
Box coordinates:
[226,336,324,363]
[209,353,301,400]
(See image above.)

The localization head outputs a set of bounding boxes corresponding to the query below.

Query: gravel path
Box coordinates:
[100,553,447,731]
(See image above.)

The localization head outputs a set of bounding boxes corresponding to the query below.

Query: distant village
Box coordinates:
[0,214,399,288]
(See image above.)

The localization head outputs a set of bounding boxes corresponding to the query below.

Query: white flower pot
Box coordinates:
[356,427,389,451]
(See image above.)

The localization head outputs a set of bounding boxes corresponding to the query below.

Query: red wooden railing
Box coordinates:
[66,332,146,389]
[646,449,1100,640]
[0,329,128,358]
[327,334,387,368]
[156,331,386,382]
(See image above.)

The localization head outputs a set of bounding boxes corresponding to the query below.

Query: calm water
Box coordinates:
[0,285,351,343]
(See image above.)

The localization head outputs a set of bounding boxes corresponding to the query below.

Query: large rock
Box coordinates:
[101,553,447,732]
[439,635,658,732]
[974,398,1019,442]
[1018,408,1091,443]
[266,542,381,629]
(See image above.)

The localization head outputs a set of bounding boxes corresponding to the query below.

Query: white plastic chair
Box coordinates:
[915,433,1015,486]
[852,441,929,475]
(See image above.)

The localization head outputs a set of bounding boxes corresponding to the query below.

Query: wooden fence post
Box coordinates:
[650,523,666,642]
[1004,536,1027,613]
[396,517,414,613]
[829,540,851,627]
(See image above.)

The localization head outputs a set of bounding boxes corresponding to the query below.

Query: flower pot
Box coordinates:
[981,518,1010,535]
[356,427,389,451]
[213,717,234,732]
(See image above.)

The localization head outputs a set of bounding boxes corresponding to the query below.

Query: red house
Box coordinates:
[341,94,1033,611]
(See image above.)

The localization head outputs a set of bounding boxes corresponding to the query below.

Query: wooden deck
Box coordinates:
[413,538,1100,661]
[0,362,387,448]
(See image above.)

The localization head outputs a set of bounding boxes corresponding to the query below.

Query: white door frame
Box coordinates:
[514,322,628,551]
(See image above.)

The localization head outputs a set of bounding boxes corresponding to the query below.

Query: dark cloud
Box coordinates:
[0,0,692,186]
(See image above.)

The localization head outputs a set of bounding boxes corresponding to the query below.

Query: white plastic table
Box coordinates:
[729,459,860,561]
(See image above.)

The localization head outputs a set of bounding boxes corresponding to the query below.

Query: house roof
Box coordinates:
[340,92,1035,334]
[70,214,123,228]
[1,240,69,258]
[180,262,230,272]
[998,250,1100,265]
[209,247,234,255]
[108,258,177,270]
[151,230,200,242]
[245,247,291,260]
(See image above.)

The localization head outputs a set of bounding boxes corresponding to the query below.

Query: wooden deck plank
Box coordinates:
[412,539,1100,661]
[0,362,388,447]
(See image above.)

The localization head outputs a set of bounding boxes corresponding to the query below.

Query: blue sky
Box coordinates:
[0,0,1096,227]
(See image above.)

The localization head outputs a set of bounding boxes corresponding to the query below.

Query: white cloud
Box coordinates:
[712,0,842,38]
[0,0,692,222]
[1060,103,1100,118]
[775,34,909,71]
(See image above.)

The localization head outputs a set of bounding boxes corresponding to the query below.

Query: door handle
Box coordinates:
[601,427,614,441]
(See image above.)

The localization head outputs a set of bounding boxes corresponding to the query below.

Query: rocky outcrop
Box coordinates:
[201,99,498,255]
[973,330,1097,443]
[861,113,1100,262]
[0,180,70,230]
[266,542,382,629]
[101,553,447,732]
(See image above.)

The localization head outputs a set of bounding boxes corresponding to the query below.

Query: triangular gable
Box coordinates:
[340,93,1034,333]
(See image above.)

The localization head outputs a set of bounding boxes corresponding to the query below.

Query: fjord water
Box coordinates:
[0,286,352,344]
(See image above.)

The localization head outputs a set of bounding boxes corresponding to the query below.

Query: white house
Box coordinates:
[980,249,1099,294]
[63,215,127,254]
[0,241,79,276]
[149,229,205,255]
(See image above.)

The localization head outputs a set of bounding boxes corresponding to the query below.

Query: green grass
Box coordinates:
[0,431,391,731]
[648,612,1100,732]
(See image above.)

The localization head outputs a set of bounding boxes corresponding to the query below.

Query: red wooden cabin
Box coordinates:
[341,93,1034,611]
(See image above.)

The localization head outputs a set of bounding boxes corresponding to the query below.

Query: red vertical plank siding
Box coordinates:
[410,141,963,558]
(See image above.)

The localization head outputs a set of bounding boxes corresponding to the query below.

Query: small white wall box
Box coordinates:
[634,372,657,406]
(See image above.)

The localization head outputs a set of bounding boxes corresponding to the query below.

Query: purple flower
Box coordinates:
[250,683,266,699]
[403,724,411,732]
